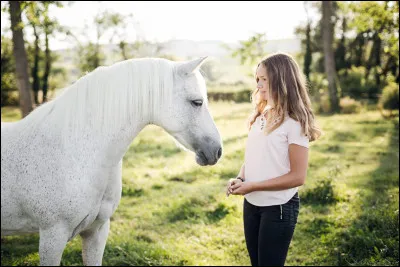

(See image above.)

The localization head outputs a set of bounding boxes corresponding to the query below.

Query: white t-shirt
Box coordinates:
[244,114,309,206]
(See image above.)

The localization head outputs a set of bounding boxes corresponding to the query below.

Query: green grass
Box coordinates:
[1,104,398,266]
[1,106,21,122]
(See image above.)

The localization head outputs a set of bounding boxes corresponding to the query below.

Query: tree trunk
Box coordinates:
[354,33,365,67]
[322,1,340,112]
[9,1,33,117]
[304,22,312,81]
[32,24,40,105]
[382,54,398,81]
[119,41,128,60]
[365,33,376,79]
[94,46,100,68]
[335,17,347,73]
[42,30,51,102]
[373,34,381,86]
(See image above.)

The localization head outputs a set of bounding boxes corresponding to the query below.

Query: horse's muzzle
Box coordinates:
[195,146,222,166]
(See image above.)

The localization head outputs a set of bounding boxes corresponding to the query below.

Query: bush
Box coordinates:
[208,88,252,103]
[233,89,252,103]
[301,178,339,205]
[1,36,19,106]
[319,94,331,113]
[1,72,19,106]
[379,82,399,111]
[338,66,379,100]
[308,72,327,98]
[340,96,362,114]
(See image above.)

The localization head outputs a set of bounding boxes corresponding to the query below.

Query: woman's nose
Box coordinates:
[257,82,263,89]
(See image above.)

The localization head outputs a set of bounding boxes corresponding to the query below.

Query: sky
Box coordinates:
[1,1,319,50]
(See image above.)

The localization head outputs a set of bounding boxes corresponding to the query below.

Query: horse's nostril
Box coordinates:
[217,147,222,159]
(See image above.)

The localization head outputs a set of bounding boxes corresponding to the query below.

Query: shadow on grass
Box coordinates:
[290,117,399,266]
[166,196,235,225]
[0,230,189,266]
[103,240,189,266]
[124,141,182,167]
[1,234,40,266]
[330,119,399,266]
[122,187,145,198]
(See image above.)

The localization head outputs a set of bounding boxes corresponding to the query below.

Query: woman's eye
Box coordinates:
[191,100,203,107]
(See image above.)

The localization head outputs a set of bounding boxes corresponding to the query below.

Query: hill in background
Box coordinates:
[53,38,301,86]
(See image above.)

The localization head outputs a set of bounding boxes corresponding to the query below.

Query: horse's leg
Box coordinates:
[39,224,70,266]
[80,219,110,266]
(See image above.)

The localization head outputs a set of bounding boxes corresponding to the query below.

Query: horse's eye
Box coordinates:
[191,100,203,107]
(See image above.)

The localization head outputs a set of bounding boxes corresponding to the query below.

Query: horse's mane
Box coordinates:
[19,58,175,141]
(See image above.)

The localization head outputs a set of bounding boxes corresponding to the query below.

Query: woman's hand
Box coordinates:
[226,178,242,197]
[230,181,256,196]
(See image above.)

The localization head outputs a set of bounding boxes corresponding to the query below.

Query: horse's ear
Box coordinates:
[178,56,208,76]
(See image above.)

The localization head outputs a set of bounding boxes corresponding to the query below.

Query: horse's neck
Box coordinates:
[24,103,149,169]
[93,122,147,167]
[21,61,160,168]
[66,119,148,169]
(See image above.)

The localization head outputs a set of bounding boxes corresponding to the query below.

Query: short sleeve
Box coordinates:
[287,119,309,148]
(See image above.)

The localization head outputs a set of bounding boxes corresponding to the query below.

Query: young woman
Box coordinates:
[226,52,322,266]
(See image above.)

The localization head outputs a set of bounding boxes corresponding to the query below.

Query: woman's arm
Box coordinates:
[231,144,308,195]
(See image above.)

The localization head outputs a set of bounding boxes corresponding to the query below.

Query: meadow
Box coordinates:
[1,102,398,266]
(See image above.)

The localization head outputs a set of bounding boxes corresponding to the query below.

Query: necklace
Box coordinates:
[260,110,280,131]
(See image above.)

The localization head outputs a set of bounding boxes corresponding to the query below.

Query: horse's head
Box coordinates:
[156,57,222,166]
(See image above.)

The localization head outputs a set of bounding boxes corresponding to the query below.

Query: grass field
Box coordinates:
[1,103,398,266]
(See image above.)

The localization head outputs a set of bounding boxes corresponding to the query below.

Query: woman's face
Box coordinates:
[256,64,274,106]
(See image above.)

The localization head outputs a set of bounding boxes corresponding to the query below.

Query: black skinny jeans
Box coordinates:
[243,192,300,266]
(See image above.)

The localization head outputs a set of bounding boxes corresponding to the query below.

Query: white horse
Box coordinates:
[1,57,222,266]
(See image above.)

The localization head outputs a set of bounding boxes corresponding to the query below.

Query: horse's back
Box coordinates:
[1,120,22,143]
[1,120,17,132]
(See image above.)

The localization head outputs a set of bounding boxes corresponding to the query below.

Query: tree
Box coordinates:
[66,15,106,74]
[322,1,340,112]
[9,1,33,117]
[303,1,313,81]
[225,32,267,78]
[349,1,399,85]
[67,10,134,74]
[231,33,267,65]
[293,0,398,103]
[42,7,52,103]
[41,1,65,102]
[1,36,18,106]
[26,1,42,105]
[335,1,349,73]
[23,1,65,104]
[349,32,366,67]
[108,13,142,60]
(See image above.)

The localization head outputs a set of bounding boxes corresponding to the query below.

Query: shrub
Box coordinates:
[233,89,252,103]
[379,82,399,111]
[338,66,379,100]
[340,96,362,114]
[319,94,331,113]
[301,178,339,205]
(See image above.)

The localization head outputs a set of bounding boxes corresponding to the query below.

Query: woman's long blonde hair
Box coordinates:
[248,52,321,142]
